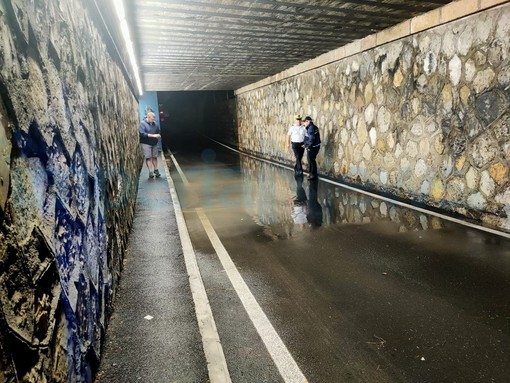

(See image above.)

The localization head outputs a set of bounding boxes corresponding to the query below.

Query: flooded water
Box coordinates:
[168,140,510,383]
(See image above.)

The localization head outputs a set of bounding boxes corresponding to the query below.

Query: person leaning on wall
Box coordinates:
[303,116,321,180]
[139,111,162,179]
[287,114,306,176]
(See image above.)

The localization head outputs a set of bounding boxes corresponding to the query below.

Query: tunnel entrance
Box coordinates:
[157,90,237,153]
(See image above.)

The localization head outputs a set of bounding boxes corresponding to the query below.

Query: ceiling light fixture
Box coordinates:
[113,0,143,95]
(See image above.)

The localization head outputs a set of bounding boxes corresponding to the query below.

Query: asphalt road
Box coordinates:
[97,137,510,383]
[170,139,510,383]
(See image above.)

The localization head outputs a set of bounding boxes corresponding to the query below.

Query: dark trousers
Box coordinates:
[291,142,304,173]
[307,146,320,178]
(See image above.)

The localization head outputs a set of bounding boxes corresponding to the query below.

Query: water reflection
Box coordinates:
[306,179,322,228]
[291,174,307,226]
[239,155,450,237]
[294,174,307,204]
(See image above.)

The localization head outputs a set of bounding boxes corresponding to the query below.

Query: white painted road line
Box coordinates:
[196,208,308,383]
[161,152,232,383]
[167,151,190,186]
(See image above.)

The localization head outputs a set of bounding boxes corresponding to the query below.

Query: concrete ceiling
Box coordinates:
[127,0,454,92]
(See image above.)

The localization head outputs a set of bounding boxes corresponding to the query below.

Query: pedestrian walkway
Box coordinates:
[95,162,208,382]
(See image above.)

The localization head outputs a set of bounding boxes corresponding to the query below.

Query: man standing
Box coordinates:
[287,114,306,176]
[303,116,321,180]
[139,111,161,178]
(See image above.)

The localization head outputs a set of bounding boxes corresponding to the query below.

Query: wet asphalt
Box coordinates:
[97,138,510,383]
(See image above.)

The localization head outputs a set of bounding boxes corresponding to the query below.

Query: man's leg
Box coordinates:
[142,144,155,178]
[151,145,161,178]
[152,157,161,178]
[292,143,304,174]
[307,150,313,178]
[297,146,304,173]
[291,144,299,171]
[307,147,319,179]
[146,158,154,178]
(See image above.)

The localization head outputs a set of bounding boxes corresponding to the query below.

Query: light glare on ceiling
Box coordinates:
[113,0,143,95]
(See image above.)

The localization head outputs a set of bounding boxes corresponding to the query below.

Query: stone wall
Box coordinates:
[0,0,141,382]
[240,155,453,239]
[236,4,510,234]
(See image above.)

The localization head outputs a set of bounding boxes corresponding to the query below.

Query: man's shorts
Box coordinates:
[141,143,158,159]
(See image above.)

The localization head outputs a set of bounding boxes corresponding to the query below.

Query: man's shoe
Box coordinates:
[149,171,154,179]
[154,169,161,178]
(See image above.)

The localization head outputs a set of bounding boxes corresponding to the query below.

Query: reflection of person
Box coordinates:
[292,173,307,225]
[307,180,323,227]
[303,116,321,180]
[294,173,307,203]
[287,115,306,176]
[139,112,161,179]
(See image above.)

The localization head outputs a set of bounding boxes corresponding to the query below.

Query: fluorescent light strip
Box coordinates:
[113,0,143,95]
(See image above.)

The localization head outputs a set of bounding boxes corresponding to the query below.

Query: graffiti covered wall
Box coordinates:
[0,0,141,381]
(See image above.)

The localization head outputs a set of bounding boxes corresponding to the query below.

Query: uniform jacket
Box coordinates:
[304,123,321,149]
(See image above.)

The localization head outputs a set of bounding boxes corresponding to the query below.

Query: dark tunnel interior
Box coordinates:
[157,90,237,153]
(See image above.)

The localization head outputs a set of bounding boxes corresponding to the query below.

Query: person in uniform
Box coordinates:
[303,116,321,180]
[287,115,306,176]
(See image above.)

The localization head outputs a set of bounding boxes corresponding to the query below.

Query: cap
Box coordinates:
[294,114,303,120]
[303,116,313,122]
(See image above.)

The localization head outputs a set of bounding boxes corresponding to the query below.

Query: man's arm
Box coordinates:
[303,126,310,148]
[139,121,160,138]
[139,121,147,137]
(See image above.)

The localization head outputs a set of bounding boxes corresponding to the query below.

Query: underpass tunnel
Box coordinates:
[0,1,509,382]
